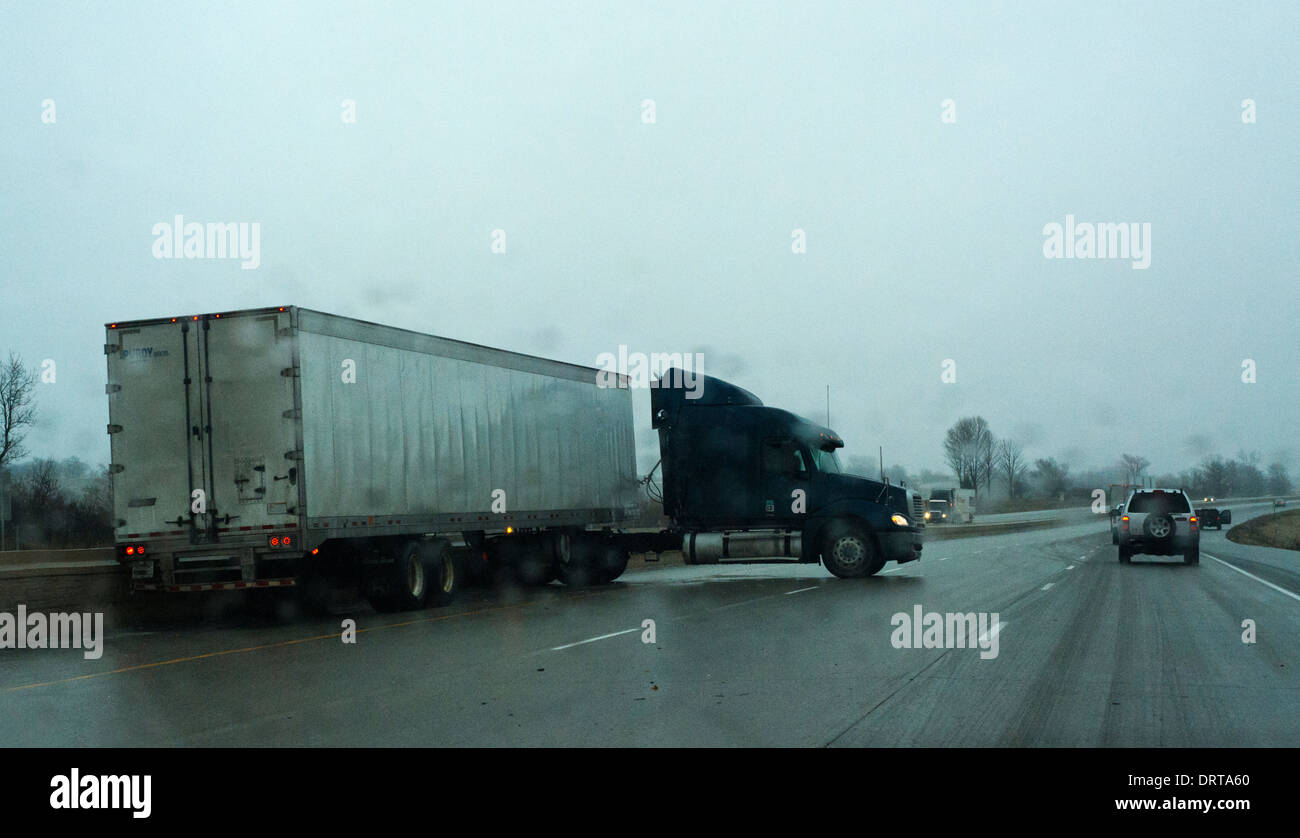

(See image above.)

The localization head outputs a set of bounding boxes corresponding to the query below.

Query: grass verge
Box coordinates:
[1226,508,1300,551]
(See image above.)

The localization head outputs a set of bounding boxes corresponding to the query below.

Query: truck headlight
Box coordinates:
[891,514,909,527]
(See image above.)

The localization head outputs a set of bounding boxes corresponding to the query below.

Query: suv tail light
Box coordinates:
[1190,516,1198,531]
[1121,515,1130,532]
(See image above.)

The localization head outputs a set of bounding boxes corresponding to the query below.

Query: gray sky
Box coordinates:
[2,1,1297,480]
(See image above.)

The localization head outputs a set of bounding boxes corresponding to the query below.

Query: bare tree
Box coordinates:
[0,352,37,467]
[1119,453,1150,486]
[944,417,994,492]
[997,439,1029,498]
[21,458,62,509]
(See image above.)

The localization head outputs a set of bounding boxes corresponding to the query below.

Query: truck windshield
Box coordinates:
[809,446,842,474]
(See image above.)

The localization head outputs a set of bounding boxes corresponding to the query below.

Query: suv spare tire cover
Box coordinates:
[1144,513,1175,539]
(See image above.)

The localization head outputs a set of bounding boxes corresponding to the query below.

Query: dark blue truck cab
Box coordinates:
[651,370,923,577]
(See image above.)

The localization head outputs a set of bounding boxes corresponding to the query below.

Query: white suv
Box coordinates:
[1117,489,1200,565]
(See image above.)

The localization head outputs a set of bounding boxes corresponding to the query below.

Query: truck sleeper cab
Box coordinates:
[652,370,923,577]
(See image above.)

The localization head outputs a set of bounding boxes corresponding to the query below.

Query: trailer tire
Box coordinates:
[422,539,459,607]
[597,544,629,583]
[370,540,428,612]
[557,539,600,587]
[821,521,882,578]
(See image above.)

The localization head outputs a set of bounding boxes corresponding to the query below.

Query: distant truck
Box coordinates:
[106,307,925,612]
[927,488,974,524]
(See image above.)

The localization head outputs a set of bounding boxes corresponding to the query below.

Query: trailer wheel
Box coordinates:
[421,539,459,607]
[597,544,629,583]
[515,548,557,587]
[370,540,428,612]
[557,538,600,587]
[821,521,882,578]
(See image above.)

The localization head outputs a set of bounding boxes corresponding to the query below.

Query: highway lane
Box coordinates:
[1,507,1296,746]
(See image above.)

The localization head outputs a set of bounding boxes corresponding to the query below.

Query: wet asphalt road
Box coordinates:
[2,503,1297,746]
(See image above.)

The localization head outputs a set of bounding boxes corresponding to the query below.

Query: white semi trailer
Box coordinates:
[105,306,641,611]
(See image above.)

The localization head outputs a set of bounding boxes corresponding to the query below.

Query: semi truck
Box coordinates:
[106,306,924,612]
[926,488,974,523]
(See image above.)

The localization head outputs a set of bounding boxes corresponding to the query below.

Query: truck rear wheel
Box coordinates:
[822,522,882,578]
[421,539,459,606]
[369,540,428,612]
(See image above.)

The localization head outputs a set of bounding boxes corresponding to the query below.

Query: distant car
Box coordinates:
[1201,496,1215,503]
[1195,507,1230,530]
[1275,498,1288,509]
[1117,488,1200,565]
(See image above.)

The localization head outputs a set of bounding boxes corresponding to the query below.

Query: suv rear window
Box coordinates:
[1127,492,1191,514]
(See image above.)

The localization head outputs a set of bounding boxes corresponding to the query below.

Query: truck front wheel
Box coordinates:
[821,522,883,578]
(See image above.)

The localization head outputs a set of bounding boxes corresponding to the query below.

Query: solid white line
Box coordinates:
[1041,582,1055,591]
[1066,565,1075,570]
[939,556,949,561]
[784,586,819,595]
[1205,554,1300,603]
[879,567,905,575]
[550,628,640,651]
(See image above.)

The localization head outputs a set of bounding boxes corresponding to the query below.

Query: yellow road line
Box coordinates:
[2,595,585,694]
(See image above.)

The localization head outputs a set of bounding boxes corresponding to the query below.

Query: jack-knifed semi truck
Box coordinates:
[106,306,924,612]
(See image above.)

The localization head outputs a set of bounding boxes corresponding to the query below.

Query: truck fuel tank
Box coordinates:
[684,530,802,564]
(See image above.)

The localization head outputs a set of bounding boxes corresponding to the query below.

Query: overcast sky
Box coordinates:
[2,1,1297,480]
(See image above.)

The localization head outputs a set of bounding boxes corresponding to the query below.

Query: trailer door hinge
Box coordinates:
[107,424,123,434]
[281,408,302,420]
[284,449,304,461]
[105,383,121,394]
[109,464,125,474]
[280,366,300,378]
[104,344,119,355]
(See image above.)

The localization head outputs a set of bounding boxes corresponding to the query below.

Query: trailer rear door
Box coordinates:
[107,311,300,544]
